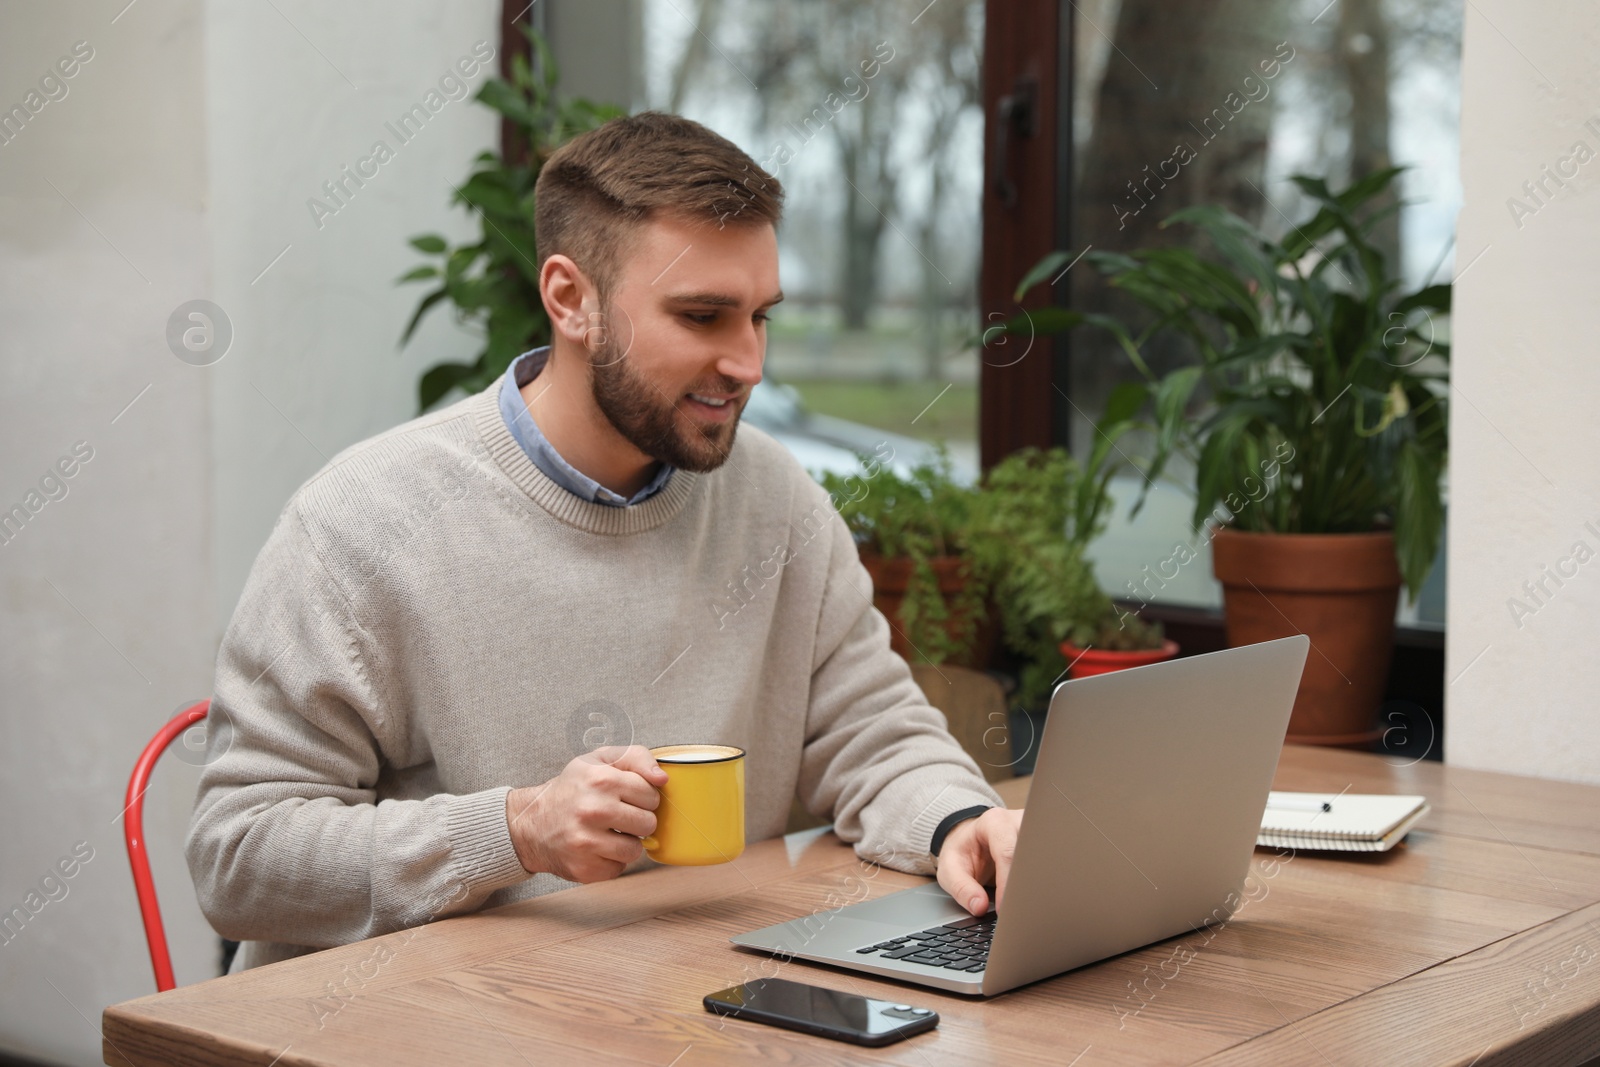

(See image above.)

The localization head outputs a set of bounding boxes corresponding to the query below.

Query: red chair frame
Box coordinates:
[124,698,210,992]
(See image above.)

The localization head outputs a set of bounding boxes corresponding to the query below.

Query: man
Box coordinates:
[187,112,1022,972]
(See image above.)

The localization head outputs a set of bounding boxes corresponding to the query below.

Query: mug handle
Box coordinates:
[641,834,660,851]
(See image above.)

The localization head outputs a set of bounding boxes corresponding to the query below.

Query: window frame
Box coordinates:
[977,0,1075,469]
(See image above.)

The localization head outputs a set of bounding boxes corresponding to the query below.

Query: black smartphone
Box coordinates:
[703,977,939,1047]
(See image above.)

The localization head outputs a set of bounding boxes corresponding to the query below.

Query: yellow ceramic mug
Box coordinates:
[642,744,746,866]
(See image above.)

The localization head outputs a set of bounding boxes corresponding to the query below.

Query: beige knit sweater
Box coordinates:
[186,383,1001,971]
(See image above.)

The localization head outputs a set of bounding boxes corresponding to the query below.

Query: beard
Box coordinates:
[587,306,746,474]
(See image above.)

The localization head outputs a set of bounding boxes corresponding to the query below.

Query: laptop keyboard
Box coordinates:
[853,912,995,973]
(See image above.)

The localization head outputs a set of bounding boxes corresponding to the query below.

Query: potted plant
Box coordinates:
[398,27,622,411]
[1011,168,1448,747]
[970,445,1173,714]
[823,435,1171,701]
[819,445,998,668]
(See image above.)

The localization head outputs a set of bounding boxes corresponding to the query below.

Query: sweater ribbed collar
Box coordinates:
[471,384,702,536]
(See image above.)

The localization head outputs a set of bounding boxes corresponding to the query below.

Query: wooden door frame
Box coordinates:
[978,0,1073,469]
[498,2,544,166]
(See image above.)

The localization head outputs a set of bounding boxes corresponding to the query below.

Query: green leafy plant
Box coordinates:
[970,444,1164,711]
[399,28,622,412]
[819,445,988,665]
[1009,168,1449,597]
[823,425,1165,706]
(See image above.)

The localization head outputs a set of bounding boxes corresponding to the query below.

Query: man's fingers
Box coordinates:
[569,855,628,884]
[993,837,1014,913]
[608,802,657,840]
[608,767,663,812]
[598,829,645,867]
[937,859,990,917]
[608,745,669,786]
[990,811,1021,912]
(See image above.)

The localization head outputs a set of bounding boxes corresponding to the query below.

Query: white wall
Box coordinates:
[0,1,495,1063]
[205,0,498,616]
[1,3,216,1062]
[1446,2,1600,783]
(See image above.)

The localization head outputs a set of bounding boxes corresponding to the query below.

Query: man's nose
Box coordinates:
[717,322,765,388]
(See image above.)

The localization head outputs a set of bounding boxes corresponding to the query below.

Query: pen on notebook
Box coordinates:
[1267,796,1332,813]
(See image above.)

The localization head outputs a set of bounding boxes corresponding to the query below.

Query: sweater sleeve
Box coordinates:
[184,503,531,949]
[793,485,1004,877]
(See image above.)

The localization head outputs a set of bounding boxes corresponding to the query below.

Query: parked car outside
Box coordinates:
[741,377,978,488]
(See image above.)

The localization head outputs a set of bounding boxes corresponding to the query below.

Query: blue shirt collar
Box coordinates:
[497,347,676,508]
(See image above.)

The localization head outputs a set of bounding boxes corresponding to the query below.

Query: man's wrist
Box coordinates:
[505,787,541,874]
[929,805,992,857]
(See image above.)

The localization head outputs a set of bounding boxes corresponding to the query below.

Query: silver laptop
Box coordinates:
[731,635,1310,996]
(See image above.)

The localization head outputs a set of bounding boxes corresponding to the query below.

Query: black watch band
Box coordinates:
[929,805,993,857]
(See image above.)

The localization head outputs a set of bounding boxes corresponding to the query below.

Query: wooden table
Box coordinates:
[104,746,1600,1066]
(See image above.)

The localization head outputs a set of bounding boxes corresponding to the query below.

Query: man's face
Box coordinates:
[585,215,781,473]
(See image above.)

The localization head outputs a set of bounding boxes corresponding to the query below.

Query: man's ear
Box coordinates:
[540,254,598,348]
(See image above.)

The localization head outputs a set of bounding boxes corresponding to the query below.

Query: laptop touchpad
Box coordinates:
[836,882,973,927]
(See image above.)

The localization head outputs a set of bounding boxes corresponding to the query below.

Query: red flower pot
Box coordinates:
[1058,639,1181,678]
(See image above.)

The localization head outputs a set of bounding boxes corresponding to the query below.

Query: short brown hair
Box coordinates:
[534,112,784,301]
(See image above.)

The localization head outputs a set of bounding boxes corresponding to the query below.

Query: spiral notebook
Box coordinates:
[1257,791,1430,852]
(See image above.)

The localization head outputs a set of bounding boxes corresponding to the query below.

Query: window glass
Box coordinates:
[1068,0,1460,624]
[641,0,987,482]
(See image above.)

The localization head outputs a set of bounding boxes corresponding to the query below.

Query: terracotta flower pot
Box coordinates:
[1058,639,1181,679]
[1210,528,1400,748]
[860,553,998,669]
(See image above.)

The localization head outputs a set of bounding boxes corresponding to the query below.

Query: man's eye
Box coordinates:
[684,312,716,326]
[753,312,771,325]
